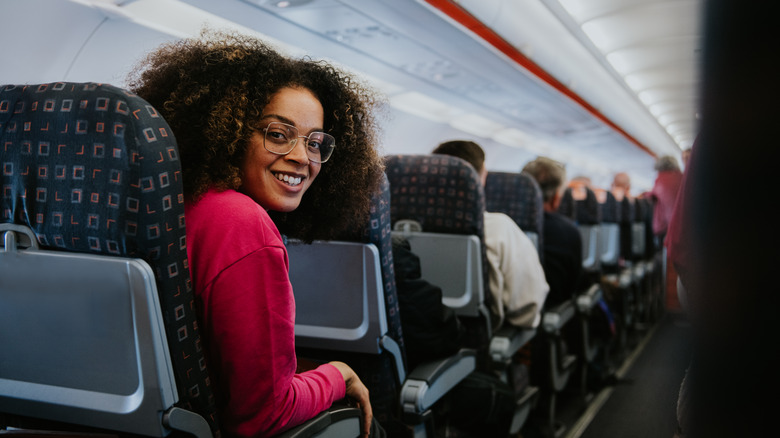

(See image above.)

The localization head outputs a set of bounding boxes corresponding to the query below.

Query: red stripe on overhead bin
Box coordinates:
[423,0,656,158]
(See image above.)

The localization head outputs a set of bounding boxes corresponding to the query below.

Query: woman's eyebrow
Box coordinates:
[260,114,294,125]
[260,114,324,133]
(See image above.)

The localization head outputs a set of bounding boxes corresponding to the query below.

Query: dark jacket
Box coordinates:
[392,235,465,370]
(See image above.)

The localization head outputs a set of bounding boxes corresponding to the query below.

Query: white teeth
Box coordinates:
[274,173,302,186]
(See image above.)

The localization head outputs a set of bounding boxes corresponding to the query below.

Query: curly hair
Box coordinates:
[127,30,385,242]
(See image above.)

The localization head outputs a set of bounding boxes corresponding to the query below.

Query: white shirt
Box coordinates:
[484,211,550,329]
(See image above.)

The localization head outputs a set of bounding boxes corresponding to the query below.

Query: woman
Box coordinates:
[128,31,385,437]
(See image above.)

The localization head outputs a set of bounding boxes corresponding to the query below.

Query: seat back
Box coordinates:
[384,154,492,340]
[631,196,647,259]
[0,82,216,436]
[559,185,601,274]
[597,190,621,268]
[484,171,544,257]
[289,174,408,432]
[289,240,391,355]
[618,196,635,262]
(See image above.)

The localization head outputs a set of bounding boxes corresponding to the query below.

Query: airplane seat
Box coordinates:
[571,186,607,391]
[636,196,662,320]
[576,186,602,279]
[385,155,554,435]
[288,173,476,438]
[482,170,550,431]
[605,195,640,351]
[617,196,635,267]
[0,82,217,437]
[642,196,662,309]
[484,171,544,261]
[384,154,493,357]
[558,186,602,279]
[630,196,647,261]
[597,190,621,273]
[629,197,652,323]
[0,82,358,438]
[556,185,607,401]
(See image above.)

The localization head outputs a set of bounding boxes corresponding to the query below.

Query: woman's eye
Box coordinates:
[268,130,289,142]
[307,139,322,150]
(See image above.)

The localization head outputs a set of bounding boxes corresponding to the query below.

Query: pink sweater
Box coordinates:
[185,189,345,437]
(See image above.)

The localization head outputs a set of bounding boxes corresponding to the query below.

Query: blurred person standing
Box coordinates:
[648,155,684,311]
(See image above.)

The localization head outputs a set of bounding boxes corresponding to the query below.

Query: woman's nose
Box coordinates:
[285,138,310,163]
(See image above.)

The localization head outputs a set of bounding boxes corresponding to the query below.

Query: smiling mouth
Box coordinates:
[273,172,303,187]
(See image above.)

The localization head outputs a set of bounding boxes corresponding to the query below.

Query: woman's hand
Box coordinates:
[329,361,373,437]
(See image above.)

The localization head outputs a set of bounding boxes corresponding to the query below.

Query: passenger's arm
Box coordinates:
[328,361,373,437]
[485,213,550,328]
[200,247,345,437]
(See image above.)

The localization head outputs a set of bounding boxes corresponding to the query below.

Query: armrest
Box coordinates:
[632,262,646,279]
[619,268,634,288]
[541,300,576,334]
[380,335,406,383]
[489,326,536,363]
[576,283,603,314]
[162,407,213,438]
[400,349,477,416]
[274,405,362,438]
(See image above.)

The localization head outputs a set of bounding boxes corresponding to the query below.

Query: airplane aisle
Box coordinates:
[568,312,692,438]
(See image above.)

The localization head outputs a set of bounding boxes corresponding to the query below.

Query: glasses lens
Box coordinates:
[264,122,296,154]
[263,121,336,163]
[305,132,336,163]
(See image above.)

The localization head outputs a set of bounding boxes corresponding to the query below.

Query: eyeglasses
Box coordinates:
[262,121,336,163]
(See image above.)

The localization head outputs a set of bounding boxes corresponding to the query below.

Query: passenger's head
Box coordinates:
[432,140,487,185]
[522,156,567,209]
[571,176,591,187]
[655,155,681,172]
[128,30,384,241]
[612,172,631,200]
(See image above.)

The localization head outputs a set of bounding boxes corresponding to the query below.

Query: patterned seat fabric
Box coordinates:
[0,82,218,433]
[326,173,408,432]
[339,173,406,362]
[384,154,492,349]
[385,154,484,236]
[484,171,544,258]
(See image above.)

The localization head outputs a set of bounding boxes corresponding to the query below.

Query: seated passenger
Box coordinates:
[432,140,550,330]
[521,156,583,309]
[128,31,385,438]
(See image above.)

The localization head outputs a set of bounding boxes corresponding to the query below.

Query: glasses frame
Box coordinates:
[262,121,335,164]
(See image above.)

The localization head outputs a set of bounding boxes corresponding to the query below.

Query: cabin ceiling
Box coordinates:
[180,0,703,187]
[0,0,702,190]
